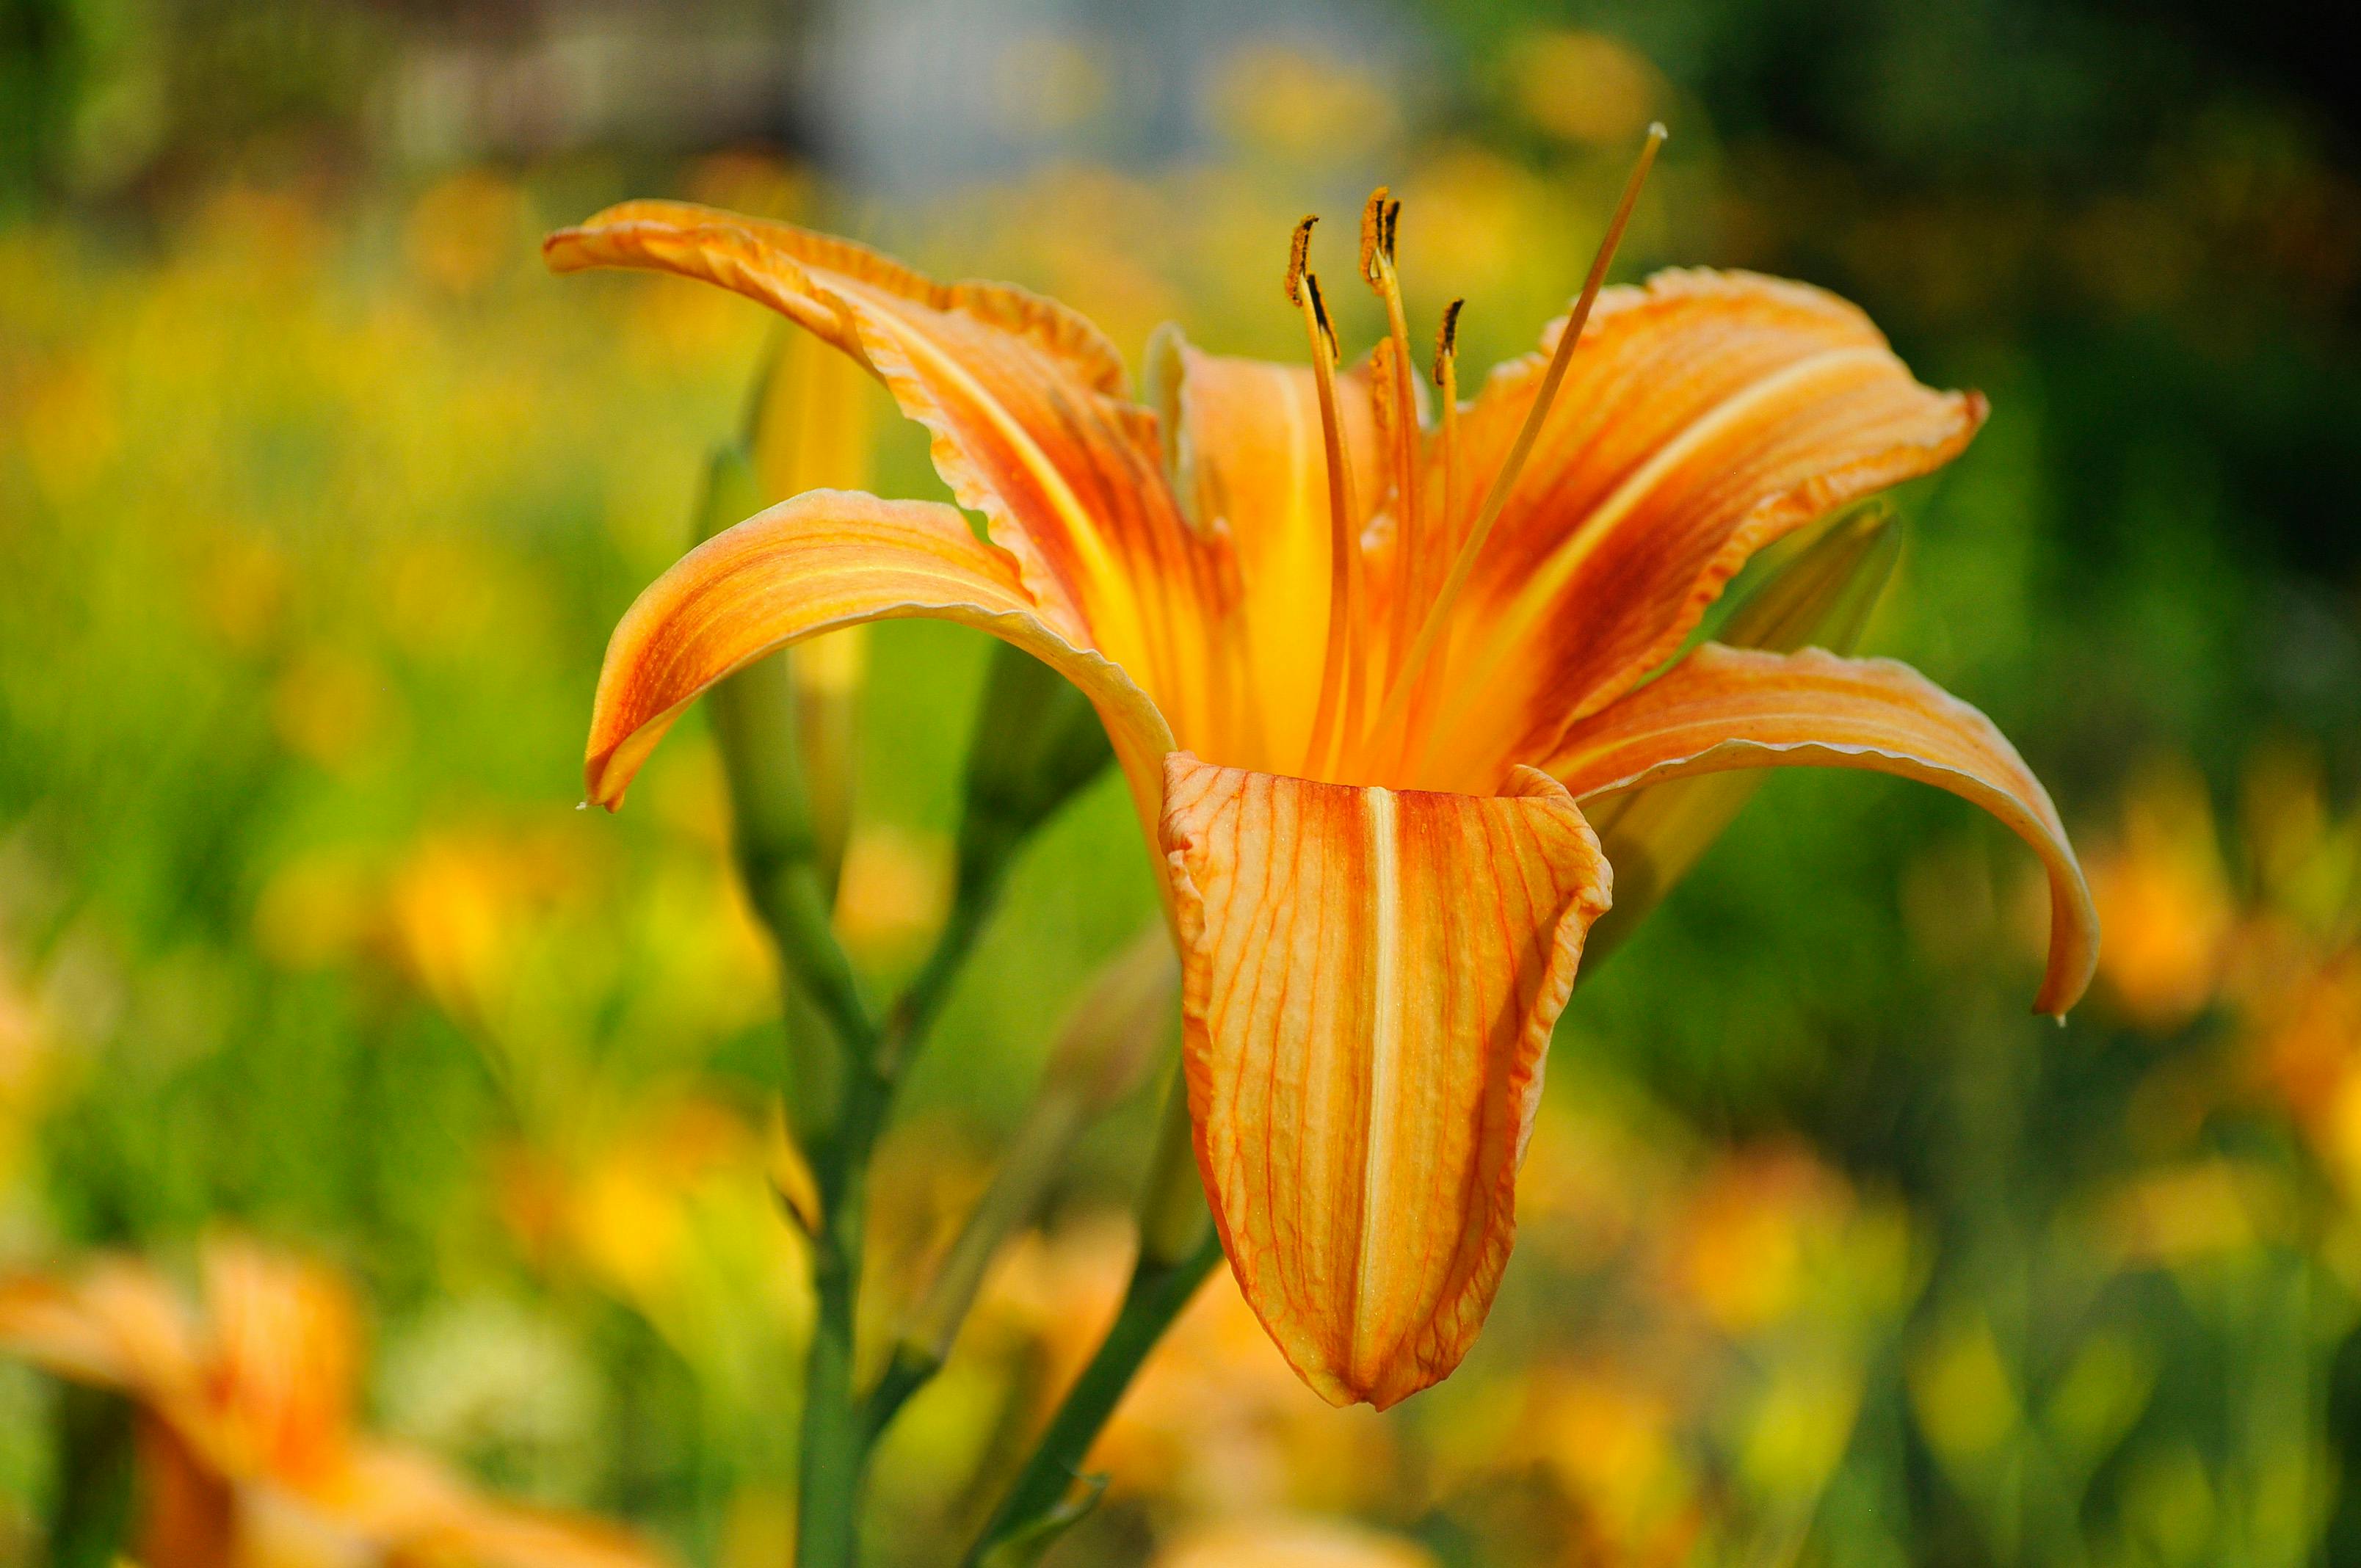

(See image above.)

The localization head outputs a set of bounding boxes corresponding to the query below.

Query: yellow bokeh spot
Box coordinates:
[1506,30,1664,146]
[403,169,529,297]
[253,849,378,971]
[1743,1362,1862,1496]
[1907,1315,2020,1462]
[1206,45,1397,164]
[833,825,952,965]
[271,645,399,773]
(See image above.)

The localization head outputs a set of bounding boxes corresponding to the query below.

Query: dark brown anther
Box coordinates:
[1358,187,1390,283]
[1285,216,1317,305]
[1432,298,1463,386]
[1304,272,1338,360]
[1383,199,1401,264]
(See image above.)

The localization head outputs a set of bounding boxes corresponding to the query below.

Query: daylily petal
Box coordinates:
[1147,331,1384,769]
[1160,755,1611,1408]
[545,203,1222,727]
[584,490,1175,848]
[1431,270,1983,777]
[0,1260,201,1409]
[1547,644,2097,1015]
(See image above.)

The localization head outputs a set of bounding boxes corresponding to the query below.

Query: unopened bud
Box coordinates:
[956,645,1116,900]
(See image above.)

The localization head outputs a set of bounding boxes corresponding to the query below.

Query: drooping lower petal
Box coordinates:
[1546,643,2097,1015]
[1159,755,1611,1409]
[1423,271,1983,781]
[545,204,1222,722]
[584,490,1175,847]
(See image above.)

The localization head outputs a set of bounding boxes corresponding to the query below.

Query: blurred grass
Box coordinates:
[3,3,2360,1564]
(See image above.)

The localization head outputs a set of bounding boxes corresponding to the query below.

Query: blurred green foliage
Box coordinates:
[3,1,2360,1565]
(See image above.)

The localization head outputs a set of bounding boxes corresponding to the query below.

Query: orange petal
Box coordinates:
[1160,755,1611,1407]
[586,490,1174,846]
[201,1237,358,1483]
[545,203,1220,722]
[0,1258,199,1402]
[1547,644,2097,1015]
[343,1446,679,1568]
[1147,332,1383,771]
[1432,271,1983,777]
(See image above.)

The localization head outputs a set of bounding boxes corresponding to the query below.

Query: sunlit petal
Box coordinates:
[584,489,1174,845]
[1547,644,2097,1015]
[1430,271,1983,779]
[545,204,1222,721]
[1160,755,1611,1408]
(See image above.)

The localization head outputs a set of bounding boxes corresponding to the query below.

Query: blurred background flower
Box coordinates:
[2,0,2357,1561]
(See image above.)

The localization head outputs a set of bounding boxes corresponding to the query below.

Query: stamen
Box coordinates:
[1294,259,1366,778]
[1358,187,1389,282]
[1360,124,1667,772]
[1285,216,1316,305]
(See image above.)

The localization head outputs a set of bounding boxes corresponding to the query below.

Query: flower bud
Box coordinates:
[956,645,1116,899]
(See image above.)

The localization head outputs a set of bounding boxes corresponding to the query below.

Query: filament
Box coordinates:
[1292,249,1366,780]
[1357,124,1666,771]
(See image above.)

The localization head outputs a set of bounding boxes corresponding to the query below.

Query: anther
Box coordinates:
[1361,123,1667,772]
[1432,298,1463,387]
[1285,216,1316,305]
[1289,219,1366,778]
[1359,187,1390,282]
[1304,272,1338,360]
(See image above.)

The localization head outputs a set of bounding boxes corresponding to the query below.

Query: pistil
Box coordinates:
[1360,189,1424,683]
[1357,123,1666,775]
[1288,219,1366,779]
[1377,298,1465,780]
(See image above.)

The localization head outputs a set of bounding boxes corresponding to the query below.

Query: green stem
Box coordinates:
[798,1161,868,1567]
[963,1228,1225,1566]
[778,875,1001,1566]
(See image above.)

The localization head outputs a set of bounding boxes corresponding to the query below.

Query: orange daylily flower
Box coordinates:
[547,137,2097,1408]
[0,1237,669,1568]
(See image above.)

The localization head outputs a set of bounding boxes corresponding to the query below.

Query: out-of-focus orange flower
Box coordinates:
[1153,1514,1437,1568]
[385,822,587,1025]
[549,142,2092,1407]
[2252,958,2361,1189]
[0,1237,670,1568]
[1091,1267,1393,1518]
[1663,1147,1842,1335]
[2088,760,2234,1031]
[498,1096,808,1362]
[1,951,53,1183]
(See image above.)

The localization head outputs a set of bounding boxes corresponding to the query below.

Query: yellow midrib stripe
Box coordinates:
[1429,344,1892,757]
[1352,785,1403,1376]
[1502,346,1889,635]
